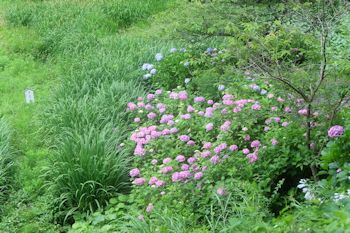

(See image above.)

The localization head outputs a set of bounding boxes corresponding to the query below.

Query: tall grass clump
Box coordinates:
[46,125,130,222]
[0,118,14,207]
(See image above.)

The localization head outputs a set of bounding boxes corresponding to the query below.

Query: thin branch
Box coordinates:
[249,58,309,101]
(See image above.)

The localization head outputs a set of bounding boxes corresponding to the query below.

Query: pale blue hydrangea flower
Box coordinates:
[184,61,190,67]
[142,63,149,70]
[260,89,267,95]
[206,48,213,53]
[150,69,157,75]
[143,74,152,80]
[218,85,225,91]
[180,48,186,52]
[184,78,191,84]
[142,63,154,71]
[155,53,163,61]
[170,48,177,53]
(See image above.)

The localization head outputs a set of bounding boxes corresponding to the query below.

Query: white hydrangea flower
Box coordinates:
[150,69,157,75]
[184,61,190,67]
[260,89,267,95]
[155,53,163,61]
[143,74,152,80]
[218,85,225,91]
[184,78,191,84]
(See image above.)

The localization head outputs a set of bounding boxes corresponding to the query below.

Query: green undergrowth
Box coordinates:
[0,0,186,231]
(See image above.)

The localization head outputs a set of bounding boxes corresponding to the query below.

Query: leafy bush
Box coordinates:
[123,86,307,225]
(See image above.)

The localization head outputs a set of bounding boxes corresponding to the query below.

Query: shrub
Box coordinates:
[123,86,305,225]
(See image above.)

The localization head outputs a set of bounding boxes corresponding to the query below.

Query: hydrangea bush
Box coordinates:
[124,86,308,219]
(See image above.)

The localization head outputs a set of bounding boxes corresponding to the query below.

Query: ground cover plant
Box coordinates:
[0,0,349,232]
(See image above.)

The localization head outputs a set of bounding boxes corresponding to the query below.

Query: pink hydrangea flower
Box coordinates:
[163,158,172,164]
[181,164,190,171]
[207,100,214,105]
[133,178,145,185]
[217,187,226,196]
[170,127,178,134]
[178,91,188,100]
[146,203,154,213]
[201,150,211,158]
[134,144,145,156]
[194,96,205,103]
[169,92,179,99]
[271,106,277,111]
[147,94,155,100]
[155,89,162,95]
[137,102,145,108]
[155,180,165,187]
[220,121,231,131]
[229,145,238,151]
[172,172,180,182]
[187,140,195,145]
[214,143,227,154]
[282,122,289,127]
[129,168,140,177]
[267,93,274,99]
[233,106,242,113]
[271,138,278,145]
[151,159,158,165]
[277,97,284,102]
[134,118,141,123]
[244,135,251,141]
[242,148,250,154]
[149,176,158,185]
[252,103,261,110]
[274,117,281,123]
[284,107,292,113]
[160,166,173,174]
[176,155,186,162]
[179,171,191,179]
[187,157,197,164]
[205,123,214,131]
[298,109,308,116]
[198,111,205,116]
[147,112,157,119]
[328,125,344,138]
[194,172,203,180]
[187,105,195,113]
[264,126,270,132]
[179,135,190,142]
[127,102,137,111]
[181,114,191,120]
[247,153,258,163]
[203,142,212,149]
[210,155,220,164]
[145,104,153,110]
[251,140,261,148]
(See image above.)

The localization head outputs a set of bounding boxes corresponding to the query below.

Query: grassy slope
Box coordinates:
[0,4,60,231]
[0,0,185,232]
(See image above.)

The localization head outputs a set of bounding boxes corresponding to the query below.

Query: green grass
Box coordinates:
[0,0,183,230]
[0,118,14,207]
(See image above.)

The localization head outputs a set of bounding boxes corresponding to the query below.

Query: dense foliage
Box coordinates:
[0,0,349,232]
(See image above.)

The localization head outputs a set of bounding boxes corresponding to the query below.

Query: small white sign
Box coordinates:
[25,89,35,103]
